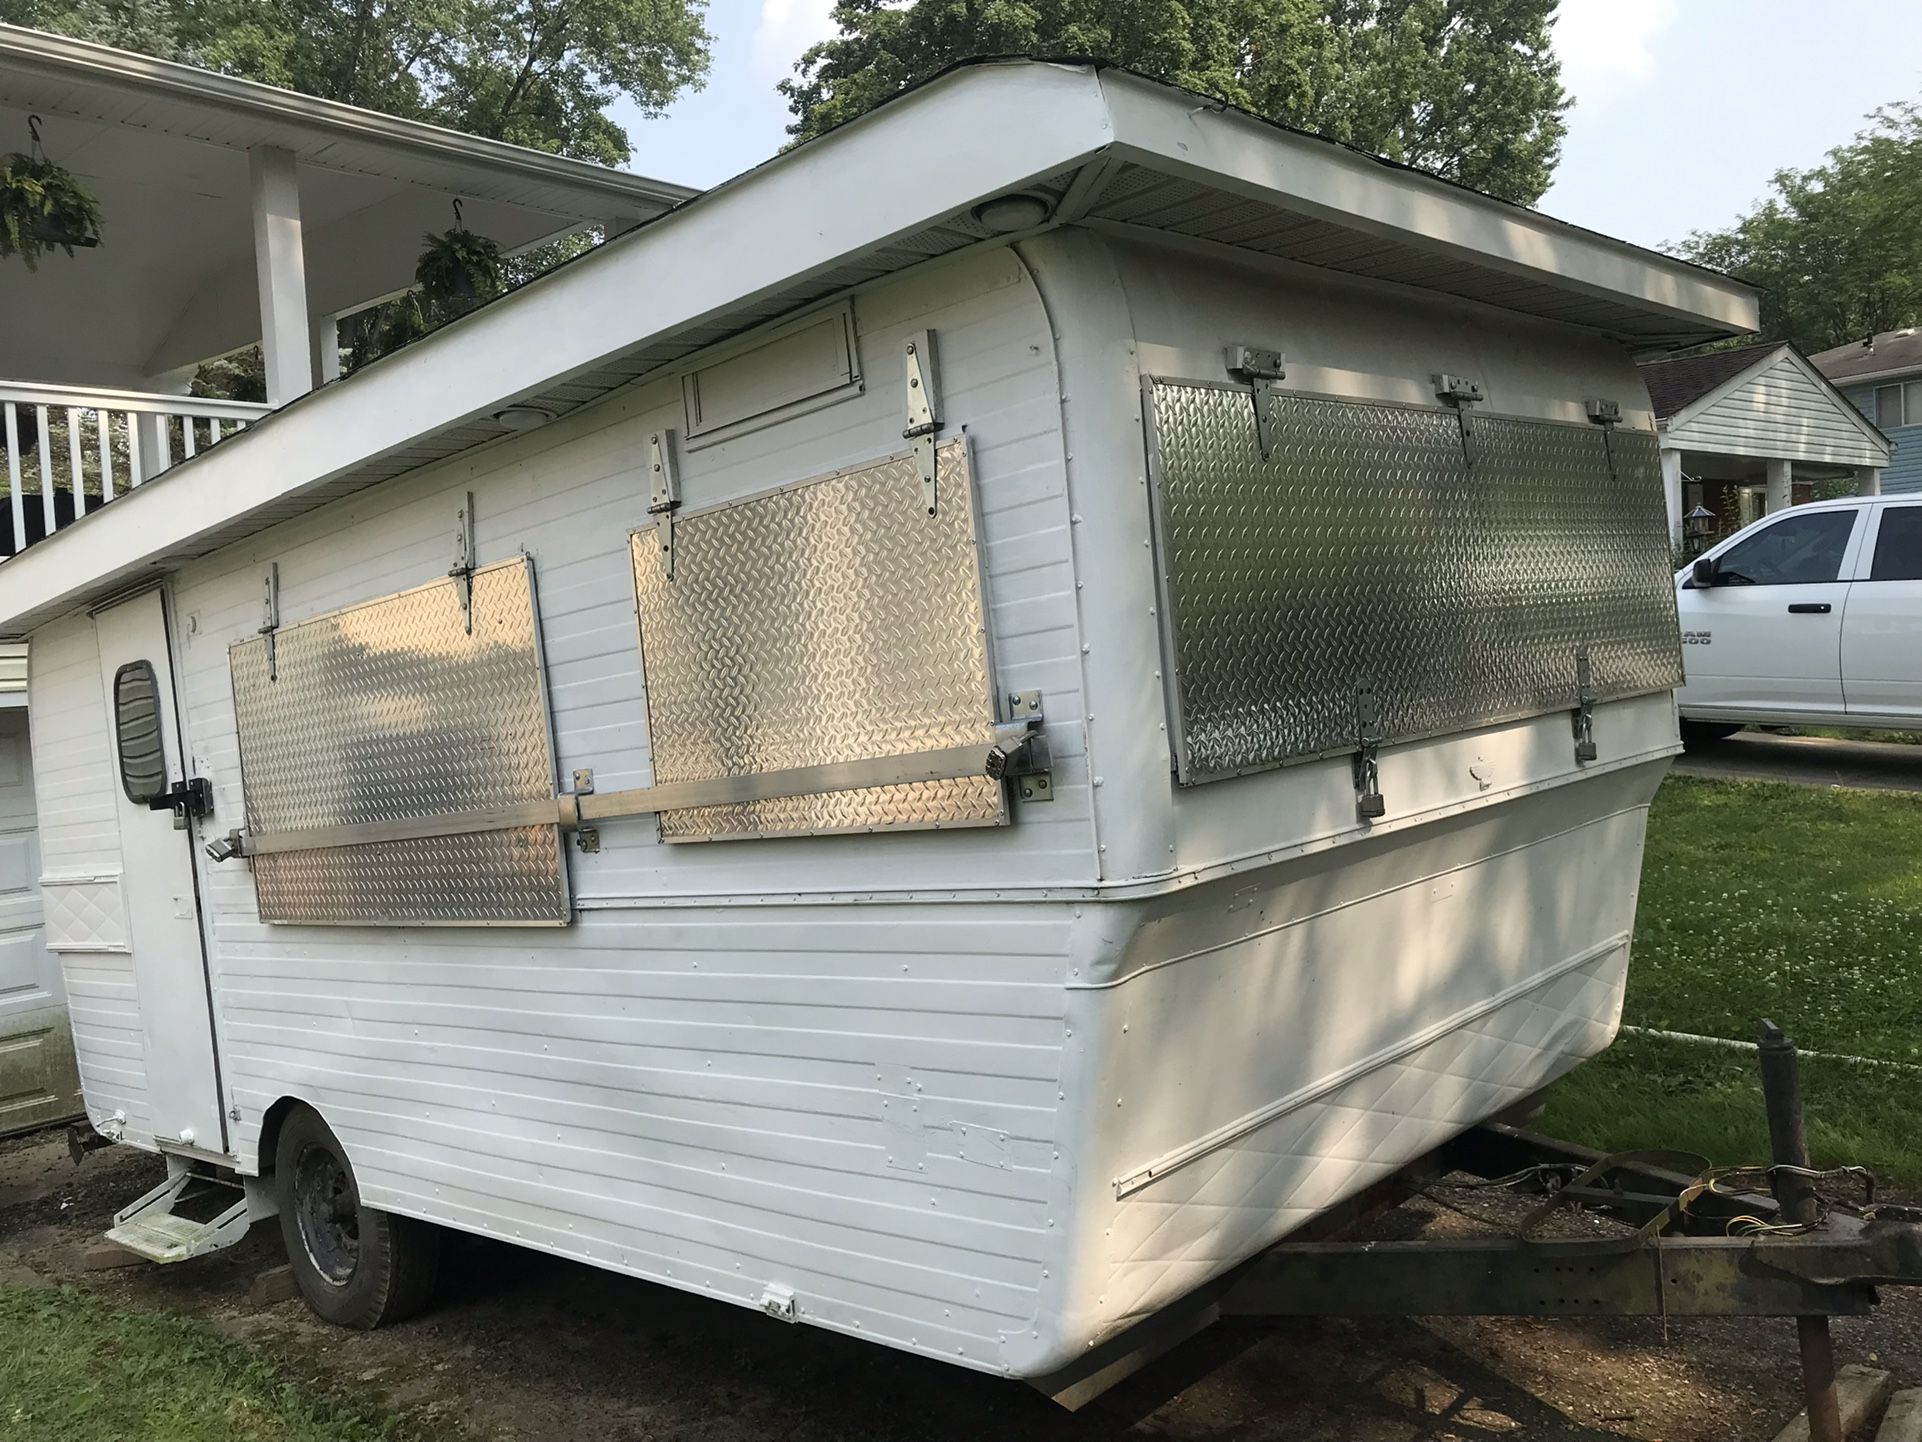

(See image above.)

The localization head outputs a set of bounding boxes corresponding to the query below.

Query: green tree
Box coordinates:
[1677,103,1922,354]
[780,0,1568,204]
[1,0,711,166]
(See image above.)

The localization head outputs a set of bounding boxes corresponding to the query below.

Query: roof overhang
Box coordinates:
[0,23,695,383]
[0,58,1761,634]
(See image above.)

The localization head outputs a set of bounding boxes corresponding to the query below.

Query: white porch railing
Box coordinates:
[0,381,274,556]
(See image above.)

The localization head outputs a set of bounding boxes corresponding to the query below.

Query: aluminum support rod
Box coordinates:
[219,721,1040,860]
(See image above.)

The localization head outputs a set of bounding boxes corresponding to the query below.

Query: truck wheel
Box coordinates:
[1679,720,1743,748]
[274,1105,439,1328]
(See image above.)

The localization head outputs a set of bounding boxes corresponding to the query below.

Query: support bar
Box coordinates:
[214,719,1042,860]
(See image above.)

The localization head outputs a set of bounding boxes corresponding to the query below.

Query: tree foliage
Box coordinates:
[0,0,711,166]
[780,0,1568,204]
[1677,103,1922,354]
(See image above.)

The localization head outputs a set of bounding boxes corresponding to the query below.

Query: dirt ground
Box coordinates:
[2,1128,1916,1442]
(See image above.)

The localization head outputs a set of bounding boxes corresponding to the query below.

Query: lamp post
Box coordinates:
[1684,504,1716,558]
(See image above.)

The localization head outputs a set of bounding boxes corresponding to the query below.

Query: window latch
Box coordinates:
[1353,682,1385,821]
[1572,647,1598,764]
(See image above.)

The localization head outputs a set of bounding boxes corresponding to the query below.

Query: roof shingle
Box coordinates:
[1636,342,1787,421]
[1808,329,1922,383]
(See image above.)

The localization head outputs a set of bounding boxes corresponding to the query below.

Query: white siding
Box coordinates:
[0,642,26,698]
[1669,351,1889,467]
[161,248,1084,1373]
[27,613,149,1143]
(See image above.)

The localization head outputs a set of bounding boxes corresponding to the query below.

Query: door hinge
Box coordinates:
[450,491,476,634]
[257,563,279,681]
[1226,344,1286,458]
[902,331,942,516]
[647,429,681,579]
[1435,373,1485,464]
[1572,647,1598,764]
[1586,397,1622,478]
[1353,682,1385,821]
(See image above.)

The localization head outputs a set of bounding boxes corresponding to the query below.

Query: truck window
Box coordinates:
[1712,510,1856,586]
[1869,506,1922,582]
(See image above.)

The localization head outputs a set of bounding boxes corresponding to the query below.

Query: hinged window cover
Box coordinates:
[630,436,1005,841]
[228,556,569,924]
[1143,379,1683,783]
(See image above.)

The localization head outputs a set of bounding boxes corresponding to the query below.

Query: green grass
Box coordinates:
[1541,775,1922,1183]
[1769,725,1922,745]
[0,1285,448,1442]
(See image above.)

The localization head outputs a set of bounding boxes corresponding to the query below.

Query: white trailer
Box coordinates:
[0,60,1755,1400]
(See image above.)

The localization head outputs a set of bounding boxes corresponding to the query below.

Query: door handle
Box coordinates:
[1786,603,1832,614]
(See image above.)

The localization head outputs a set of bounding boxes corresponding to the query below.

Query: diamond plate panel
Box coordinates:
[631,438,1004,841]
[229,558,568,924]
[251,827,566,926]
[1147,383,1684,780]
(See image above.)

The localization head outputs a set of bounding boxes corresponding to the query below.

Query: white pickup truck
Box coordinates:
[1676,494,1922,744]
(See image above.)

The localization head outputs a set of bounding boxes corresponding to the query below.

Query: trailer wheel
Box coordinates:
[274,1106,439,1328]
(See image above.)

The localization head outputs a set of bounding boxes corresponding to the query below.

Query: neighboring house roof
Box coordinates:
[1808,328,1922,386]
[1638,341,1890,469]
[0,58,1761,633]
[1638,342,1787,420]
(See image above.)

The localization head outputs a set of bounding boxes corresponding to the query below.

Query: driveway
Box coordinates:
[1673,731,1922,792]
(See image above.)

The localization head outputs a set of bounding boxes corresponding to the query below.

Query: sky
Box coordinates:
[613,0,1922,253]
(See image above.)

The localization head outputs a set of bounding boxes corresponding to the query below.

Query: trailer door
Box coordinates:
[94,590,224,1153]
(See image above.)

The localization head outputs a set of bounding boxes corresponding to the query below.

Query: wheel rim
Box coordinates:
[292,1141,359,1286]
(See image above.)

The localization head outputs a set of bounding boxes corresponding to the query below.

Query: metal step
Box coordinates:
[104,1166,251,1263]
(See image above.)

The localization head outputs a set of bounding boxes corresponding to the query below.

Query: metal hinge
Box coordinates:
[1572,647,1598,764]
[902,331,942,516]
[647,430,681,579]
[258,563,279,681]
[1434,373,1486,464]
[996,689,1052,802]
[1353,683,1385,821]
[1226,344,1286,458]
[1586,397,1622,478]
[449,491,476,634]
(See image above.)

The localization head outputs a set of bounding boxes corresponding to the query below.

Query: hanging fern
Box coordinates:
[415,226,504,304]
[0,152,103,270]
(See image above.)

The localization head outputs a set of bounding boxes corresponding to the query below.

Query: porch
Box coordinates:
[0,382,270,556]
[0,22,690,557]
[1639,342,1890,551]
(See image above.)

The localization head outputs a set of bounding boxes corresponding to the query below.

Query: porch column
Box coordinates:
[1765,456,1793,514]
[310,313,342,387]
[249,146,313,405]
[1661,447,1684,548]
[1857,466,1883,497]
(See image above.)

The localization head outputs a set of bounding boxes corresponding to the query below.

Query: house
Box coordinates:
[1809,327,1922,496]
[0,22,692,1135]
[1637,341,1890,547]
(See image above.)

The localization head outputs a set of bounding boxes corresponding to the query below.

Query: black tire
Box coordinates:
[274,1105,439,1328]
[1679,720,1744,748]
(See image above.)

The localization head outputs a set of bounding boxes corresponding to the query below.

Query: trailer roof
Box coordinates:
[0,58,1759,634]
